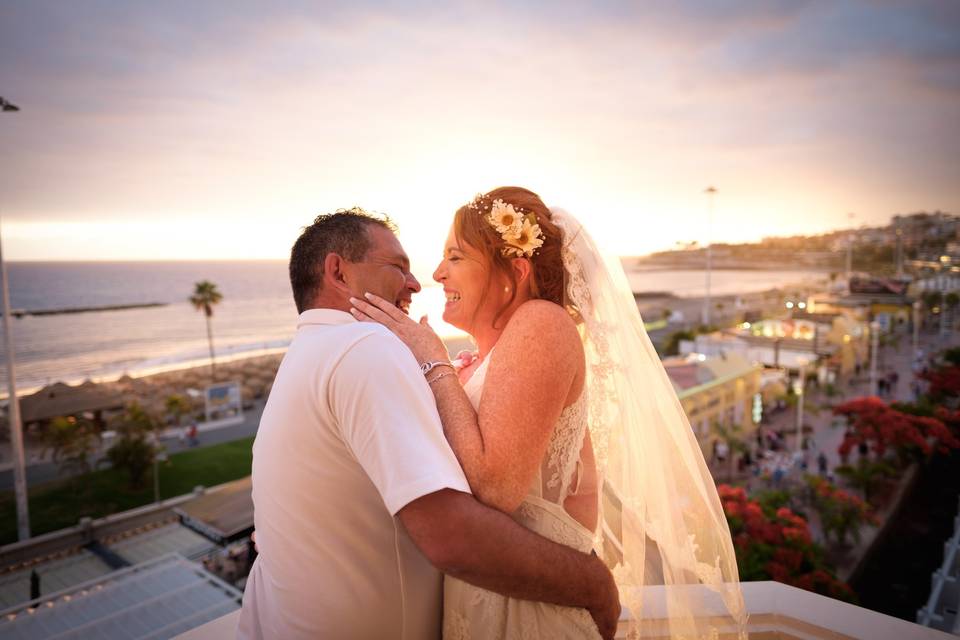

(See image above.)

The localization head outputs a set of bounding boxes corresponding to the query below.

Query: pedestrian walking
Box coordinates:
[715,441,729,464]
[188,423,199,447]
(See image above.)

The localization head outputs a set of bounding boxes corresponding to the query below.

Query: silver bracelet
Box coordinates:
[420,360,453,376]
[427,370,455,385]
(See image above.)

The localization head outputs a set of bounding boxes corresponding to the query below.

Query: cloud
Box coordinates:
[705,2,960,83]
[0,1,957,258]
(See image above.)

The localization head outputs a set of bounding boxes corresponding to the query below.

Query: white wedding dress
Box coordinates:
[442,354,602,640]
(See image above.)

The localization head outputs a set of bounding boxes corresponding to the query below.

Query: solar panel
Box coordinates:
[0,551,113,610]
[0,554,242,640]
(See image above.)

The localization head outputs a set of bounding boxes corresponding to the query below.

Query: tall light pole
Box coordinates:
[153,443,168,504]
[845,212,856,289]
[895,228,904,278]
[702,186,717,327]
[940,255,952,339]
[794,358,808,454]
[869,320,880,397]
[0,96,30,541]
[913,300,921,358]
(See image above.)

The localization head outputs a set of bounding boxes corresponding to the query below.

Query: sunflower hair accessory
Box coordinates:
[467,194,545,258]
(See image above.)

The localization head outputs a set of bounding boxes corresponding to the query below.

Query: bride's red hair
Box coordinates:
[452,186,566,327]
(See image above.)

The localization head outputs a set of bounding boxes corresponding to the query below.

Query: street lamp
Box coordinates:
[0,95,30,541]
[153,446,168,504]
[702,186,717,327]
[869,320,880,396]
[939,255,952,339]
[895,228,904,278]
[794,358,808,454]
[913,300,922,359]
[845,212,856,289]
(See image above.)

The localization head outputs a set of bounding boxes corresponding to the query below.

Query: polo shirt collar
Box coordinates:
[297,308,357,328]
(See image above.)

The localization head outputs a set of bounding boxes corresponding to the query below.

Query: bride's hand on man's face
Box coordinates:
[349,293,449,365]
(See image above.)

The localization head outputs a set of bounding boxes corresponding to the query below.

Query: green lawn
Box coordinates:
[0,436,254,546]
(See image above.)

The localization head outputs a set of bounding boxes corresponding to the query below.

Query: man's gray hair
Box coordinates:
[289,208,396,313]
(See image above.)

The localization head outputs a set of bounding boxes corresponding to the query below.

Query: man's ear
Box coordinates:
[323,253,351,293]
[511,257,532,286]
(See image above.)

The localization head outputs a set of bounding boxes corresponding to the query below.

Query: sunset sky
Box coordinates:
[1,1,958,277]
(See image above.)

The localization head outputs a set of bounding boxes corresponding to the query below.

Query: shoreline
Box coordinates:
[2,345,293,402]
[627,262,837,273]
[3,334,477,405]
[4,278,821,405]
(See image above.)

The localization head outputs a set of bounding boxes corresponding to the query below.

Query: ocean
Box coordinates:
[0,261,826,393]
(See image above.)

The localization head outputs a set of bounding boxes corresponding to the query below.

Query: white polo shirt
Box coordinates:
[237,309,470,640]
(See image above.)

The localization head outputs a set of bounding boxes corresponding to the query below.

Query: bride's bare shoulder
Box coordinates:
[500,300,582,358]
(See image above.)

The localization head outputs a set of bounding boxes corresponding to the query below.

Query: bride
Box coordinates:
[350,187,746,639]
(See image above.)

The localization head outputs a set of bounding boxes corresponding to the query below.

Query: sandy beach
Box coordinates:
[9,335,477,431]
[6,277,819,442]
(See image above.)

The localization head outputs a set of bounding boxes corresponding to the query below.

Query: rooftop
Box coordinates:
[663,352,759,398]
[0,553,242,640]
[0,550,112,610]
[103,523,216,565]
[18,380,125,424]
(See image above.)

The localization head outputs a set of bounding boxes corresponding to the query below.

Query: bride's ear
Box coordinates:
[511,257,533,286]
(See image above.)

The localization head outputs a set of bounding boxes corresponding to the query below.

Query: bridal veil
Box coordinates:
[551,207,747,639]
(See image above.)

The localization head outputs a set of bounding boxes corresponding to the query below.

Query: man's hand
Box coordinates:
[586,555,621,640]
[400,490,623,638]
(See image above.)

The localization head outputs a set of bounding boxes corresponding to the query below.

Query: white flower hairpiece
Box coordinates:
[467,194,544,258]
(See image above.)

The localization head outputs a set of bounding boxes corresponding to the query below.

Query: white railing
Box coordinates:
[917,496,960,633]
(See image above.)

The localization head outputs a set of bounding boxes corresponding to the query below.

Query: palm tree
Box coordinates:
[190,281,223,377]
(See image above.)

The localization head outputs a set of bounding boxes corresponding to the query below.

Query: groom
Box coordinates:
[236,208,620,639]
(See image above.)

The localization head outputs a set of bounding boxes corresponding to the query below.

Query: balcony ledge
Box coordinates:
[177,580,954,639]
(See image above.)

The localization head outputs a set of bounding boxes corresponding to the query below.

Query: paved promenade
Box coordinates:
[728,325,960,582]
[0,400,265,491]
[763,326,959,478]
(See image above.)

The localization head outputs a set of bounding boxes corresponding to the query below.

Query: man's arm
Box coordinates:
[329,331,618,636]
[398,488,620,640]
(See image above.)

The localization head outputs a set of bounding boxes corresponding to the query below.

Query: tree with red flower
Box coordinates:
[806,475,879,546]
[834,396,960,463]
[921,365,960,402]
[717,484,854,602]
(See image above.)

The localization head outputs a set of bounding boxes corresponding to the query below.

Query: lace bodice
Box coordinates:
[463,354,590,509]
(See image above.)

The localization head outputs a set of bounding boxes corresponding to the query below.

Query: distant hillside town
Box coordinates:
[635,210,959,274]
